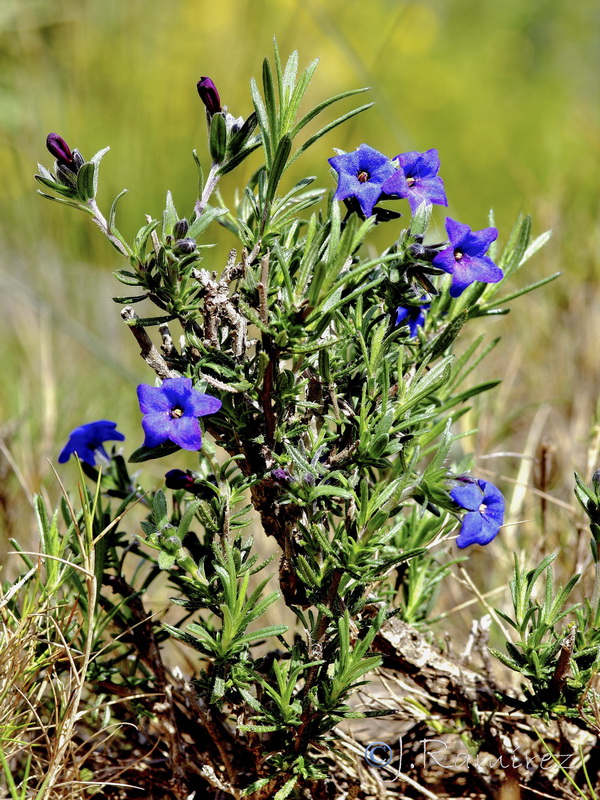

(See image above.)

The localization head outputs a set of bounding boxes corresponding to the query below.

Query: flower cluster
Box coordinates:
[328,143,447,218]
[328,143,502,298]
[59,379,222,467]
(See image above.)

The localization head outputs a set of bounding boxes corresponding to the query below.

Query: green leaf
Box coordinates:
[481,271,560,310]
[108,188,128,230]
[288,102,374,167]
[409,200,433,238]
[128,442,181,462]
[227,112,259,156]
[262,56,277,139]
[36,190,95,214]
[187,205,228,238]
[124,314,176,327]
[251,76,272,167]
[498,214,531,278]
[113,269,142,286]
[158,551,176,570]
[112,294,147,304]
[209,112,227,163]
[274,777,298,800]
[133,219,160,258]
[266,134,292,205]
[163,190,178,236]
[241,778,274,797]
[237,625,288,646]
[291,86,369,138]
[217,140,262,176]
[35,174,78,199]
[309,485,355,501]
[77,161,97,201]
[90,145,110,166]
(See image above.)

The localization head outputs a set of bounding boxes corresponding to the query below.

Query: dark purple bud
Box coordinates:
[302,473,316,487]
[409,242,445,261]
[72,150,85,171]
[165,469,197,492]
[173,237,197,255]
[173,219,189,239]
[197,77,221,116]
[46,133,74,166]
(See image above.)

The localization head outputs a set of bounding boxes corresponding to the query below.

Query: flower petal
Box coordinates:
[381,169,409,198]
[448,254,503,297]
[481,480,505,525]
[161,377,194,407]
[168,416,202,450]
[141,413,172,448]
[463,226,498,257]
[185,392,223,417]
[356,182,386,217]
[456,511,486,548]
[58,420,125,465]
[450,480,483,511]
[445,218,472,248]
[137,384,172,413]
[432,246,459,275]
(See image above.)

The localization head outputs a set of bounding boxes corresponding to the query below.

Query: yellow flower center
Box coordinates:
[171,407,184,419]
[455,250,464,261]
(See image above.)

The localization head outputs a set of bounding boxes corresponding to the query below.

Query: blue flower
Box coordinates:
[382,149,448,213]
[58,420,125,466]
[450,477,504,548]
[395,299,430,338]
[432,218,503,298]
[328,144,397,217]
[137,377,222,451]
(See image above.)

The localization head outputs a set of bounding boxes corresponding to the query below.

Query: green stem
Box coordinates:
[88,198,132,257]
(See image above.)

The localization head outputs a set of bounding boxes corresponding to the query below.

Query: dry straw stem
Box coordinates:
[0,573,86,797]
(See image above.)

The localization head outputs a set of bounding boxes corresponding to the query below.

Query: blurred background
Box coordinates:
[0,0,599,583]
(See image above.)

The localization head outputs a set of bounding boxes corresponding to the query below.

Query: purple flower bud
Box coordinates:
[46,133,74,166]
[173,219,189,239]
[165,469,197,492]
[271,468,292,483]
[173,237,197,255]
[197,77,221,116]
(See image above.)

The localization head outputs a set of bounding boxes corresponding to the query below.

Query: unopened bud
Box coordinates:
[197,77,221,116]
[173,219,189,239]
[272,468,292,483]
[46,132,73,165]
[409,242,444,261]
[56,162,78,187]
[173,238,197,255]
[165,469,196,491]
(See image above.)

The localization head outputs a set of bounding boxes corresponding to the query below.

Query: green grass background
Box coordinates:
[1,0,599,560]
